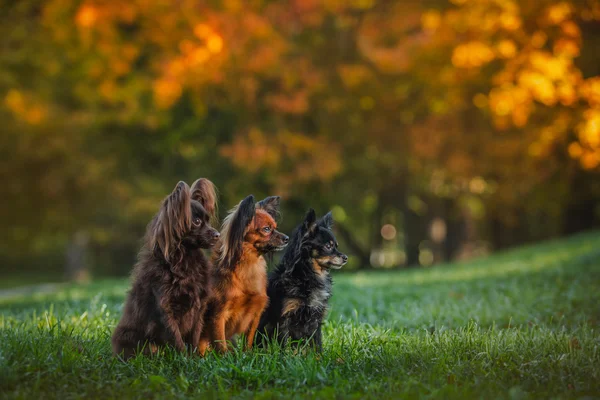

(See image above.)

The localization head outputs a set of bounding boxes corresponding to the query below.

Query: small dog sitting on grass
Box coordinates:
[257,209,347,352]
[111,179,219,360]
[198,195,289,355]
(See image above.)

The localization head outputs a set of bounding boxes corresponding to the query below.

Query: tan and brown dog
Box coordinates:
[198,195,288,355]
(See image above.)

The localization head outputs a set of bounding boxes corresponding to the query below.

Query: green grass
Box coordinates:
[1,232,600,399]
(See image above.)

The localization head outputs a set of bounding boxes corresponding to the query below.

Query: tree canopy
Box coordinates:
[2,0,599,274]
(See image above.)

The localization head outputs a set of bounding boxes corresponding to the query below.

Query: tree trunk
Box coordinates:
[65,230,90,283]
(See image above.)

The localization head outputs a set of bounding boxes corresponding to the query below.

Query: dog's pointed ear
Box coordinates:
[220,195,256,269]
[152,181,192,262]
[256,196,281,220]
[318,211,334,230]
[237,195,256,228]
[190,178,218,223]
[302,208,318,236]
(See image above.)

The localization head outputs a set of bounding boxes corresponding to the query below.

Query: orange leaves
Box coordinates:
[434,0,600,174]
[358,3,426,73]
[499,11,522,31]
[486,48,581,128]
[496,40,517,59]
[452,41,495,68]
[489,85,529,118]
[580,77,600,107]
[220,129,342,192]
[151,22,226,109]
[266,91,309,115]
[193,24,224,54]
[153,79,182,109]
[546,2,573,25]
[421,10,441,32]
[207,35,224,53]
[75,5,97,28]
[221,128,281,173]
[4,90,47,125]
[574,109,600,169]
[338,65,372,88]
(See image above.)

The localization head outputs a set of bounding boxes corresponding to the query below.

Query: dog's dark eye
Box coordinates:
[324,243,333,251]
[262,226,271,233]
[193,217,202,226]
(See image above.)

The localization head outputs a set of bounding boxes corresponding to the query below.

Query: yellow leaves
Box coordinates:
[192,24,224,54]
[190,48,211,65]
[421,10,441,32]
[4,90,47,125]
[531,31,547,48]
[568,142,583,158]
[518,71,556,106]
[529,51,568,81]
[561,21,581,38]
[546,2,573,25]
[4,90,25,114]
[569,109,600,170]
[351,0,375,10]
[473,93,488,109]
[452,41,495,68]
[496,40,517,59]
[580,77,600,107]
[153,79,182,109]
[557,83,577,106]
[75,5,97,28]
[554,39,580,58]
[207,35,224,53]
[150,22,227,110]
[193,23,212,39]
[579,109,600,148]
[499,12,521,31]
[99,80,117,102]
[338,65,372,88]
[488,85,530,127]
[223,0,243,13]
[580,152,600,170]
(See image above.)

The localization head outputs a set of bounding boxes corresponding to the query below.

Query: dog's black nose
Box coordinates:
[212,231,221,239]
[342,254,348,262]
[282,235,289,244]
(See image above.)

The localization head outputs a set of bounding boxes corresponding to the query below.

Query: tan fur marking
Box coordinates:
[312,259,326,277]
[282,298,303,316]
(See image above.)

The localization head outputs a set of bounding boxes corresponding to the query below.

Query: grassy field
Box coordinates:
[1,232,600,399]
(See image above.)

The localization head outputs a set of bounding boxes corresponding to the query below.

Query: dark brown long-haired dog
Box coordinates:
[112,179,219,360]
[198,195,289,355]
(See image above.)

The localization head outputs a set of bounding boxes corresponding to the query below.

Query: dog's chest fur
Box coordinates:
[282,262,332,314]
[307,275,331,310]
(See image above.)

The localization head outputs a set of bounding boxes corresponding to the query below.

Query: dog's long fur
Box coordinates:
[111,179,219,360]
[198,195,288,354]
[257,209,347,352]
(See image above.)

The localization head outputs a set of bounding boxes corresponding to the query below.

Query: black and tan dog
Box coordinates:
[257,209,347,351]
[112,179,219,360]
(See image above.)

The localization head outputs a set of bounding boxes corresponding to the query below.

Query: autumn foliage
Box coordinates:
[1,0,599,273]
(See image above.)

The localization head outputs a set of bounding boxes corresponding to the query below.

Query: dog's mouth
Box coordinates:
[328,260,346,269]
[273,243,288,252]
[316,256,347,270]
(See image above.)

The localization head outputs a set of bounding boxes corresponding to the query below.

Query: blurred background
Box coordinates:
[1,0,600,286]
